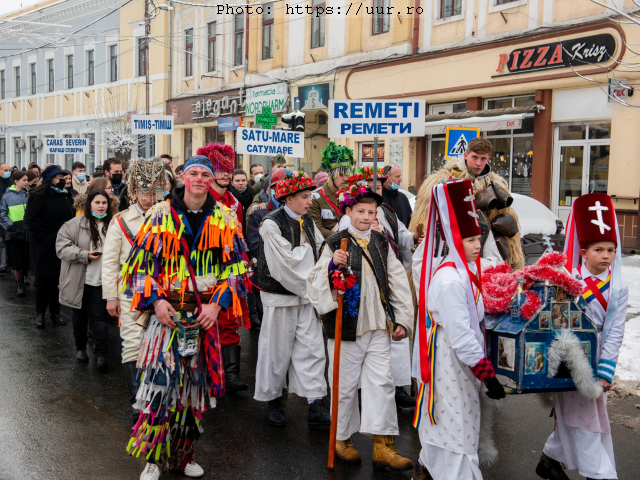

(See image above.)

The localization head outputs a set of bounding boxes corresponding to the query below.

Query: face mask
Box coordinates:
[163,190,170,198]
[76,173,86,182]
[55,179,67,190]
[270,194,280,209]
[92,212,107,219]
[389,181,400,191]
[176,179,184,188]
[3,172,10,179]
[111,173,123,185]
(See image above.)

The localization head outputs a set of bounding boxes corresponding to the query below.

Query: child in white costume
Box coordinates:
[537,192,628,480]
[411,179,505,480]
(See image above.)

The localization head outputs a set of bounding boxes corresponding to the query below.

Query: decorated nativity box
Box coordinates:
[483,253,599,394]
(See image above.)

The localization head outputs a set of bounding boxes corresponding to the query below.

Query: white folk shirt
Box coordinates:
[307,226,414,338]
[258,207,324,307]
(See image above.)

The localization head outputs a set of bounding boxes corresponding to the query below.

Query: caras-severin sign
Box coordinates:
[494,34,616,76]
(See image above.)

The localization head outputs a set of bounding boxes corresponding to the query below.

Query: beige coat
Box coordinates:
[101,204,146,299]
[56,216,93,309]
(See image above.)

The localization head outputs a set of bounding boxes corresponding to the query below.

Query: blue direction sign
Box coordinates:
[445,127,480,158]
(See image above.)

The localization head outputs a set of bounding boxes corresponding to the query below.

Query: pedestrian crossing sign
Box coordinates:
[445,127,480,159]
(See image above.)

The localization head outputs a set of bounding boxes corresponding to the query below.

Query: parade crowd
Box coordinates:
[5,137,628,480]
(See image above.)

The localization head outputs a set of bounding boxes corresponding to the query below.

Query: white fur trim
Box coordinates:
[478,388,501,466]
[547,329,603,399]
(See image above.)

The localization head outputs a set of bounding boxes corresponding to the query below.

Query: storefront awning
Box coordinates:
[424,105,545,135]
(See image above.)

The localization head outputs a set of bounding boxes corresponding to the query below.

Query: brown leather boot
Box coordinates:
[372,435,413,471]
[335,437,361,465]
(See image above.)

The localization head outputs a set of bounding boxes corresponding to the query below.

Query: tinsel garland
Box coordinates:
[521,291,543,320]
[342,283,361,319]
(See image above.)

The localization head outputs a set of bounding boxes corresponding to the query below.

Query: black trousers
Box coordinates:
[72,284,109,356]
[35,276,61,315]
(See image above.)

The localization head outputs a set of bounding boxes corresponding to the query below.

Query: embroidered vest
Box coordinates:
[320,229,396,342]
[379,203,399,257]
[256,207,318,295]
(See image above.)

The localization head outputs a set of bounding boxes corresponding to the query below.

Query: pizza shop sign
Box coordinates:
[494,34,616,76]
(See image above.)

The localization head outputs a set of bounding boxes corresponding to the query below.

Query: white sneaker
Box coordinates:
[183,462,204,478]
[140,463,160,480]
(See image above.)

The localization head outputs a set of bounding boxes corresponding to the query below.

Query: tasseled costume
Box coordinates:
[410,159,525,270]
[121,200,249,470]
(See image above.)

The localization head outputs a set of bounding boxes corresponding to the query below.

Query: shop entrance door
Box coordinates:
[552,123,611,224]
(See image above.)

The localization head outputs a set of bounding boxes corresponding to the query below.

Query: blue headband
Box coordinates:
[183,155,214,177]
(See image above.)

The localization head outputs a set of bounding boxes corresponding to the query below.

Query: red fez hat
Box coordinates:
[444,179,482,240]
[573,193,617,249]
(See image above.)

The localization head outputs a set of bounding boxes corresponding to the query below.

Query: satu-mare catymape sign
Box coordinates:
[236,127,304,157]
[328,100,426,138]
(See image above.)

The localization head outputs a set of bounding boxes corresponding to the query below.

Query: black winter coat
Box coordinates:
[381,188,413,228]
[228,185,255,230]
[26,186,75,277]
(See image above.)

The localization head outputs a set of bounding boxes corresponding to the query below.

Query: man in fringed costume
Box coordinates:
[193,143,250,393]
[409,138,523,270]
[308,141,355,239]
[102,157,166,420]
[121,155,249,480]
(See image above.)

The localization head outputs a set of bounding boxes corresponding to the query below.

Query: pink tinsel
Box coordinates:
[521,291,543,320]
[196,143,235,173]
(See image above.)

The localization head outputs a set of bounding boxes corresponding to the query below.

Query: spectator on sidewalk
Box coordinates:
[0,162,13,275]
[0,171,30,297]
[26,165,75,329]
[160,154,173,166]
[57,189,112,370]
[74,177,119,216]
[104,158,125,197]
[71,162,89,195]
[229,169,253,230]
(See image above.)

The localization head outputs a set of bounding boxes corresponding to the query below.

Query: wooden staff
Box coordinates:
[410,223,424,398]
[327,237,349,469]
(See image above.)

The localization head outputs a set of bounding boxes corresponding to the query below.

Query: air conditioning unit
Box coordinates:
[32,138,43,149]
[15,138,25,149]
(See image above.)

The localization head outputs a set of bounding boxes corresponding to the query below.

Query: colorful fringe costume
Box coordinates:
[122,197,249,470]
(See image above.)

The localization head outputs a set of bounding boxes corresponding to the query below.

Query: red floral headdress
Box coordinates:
[274,170,316,200]
[196,143,235,173]
[345,165,386,186]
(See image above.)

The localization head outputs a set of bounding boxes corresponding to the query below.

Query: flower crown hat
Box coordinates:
[274,170,317,200]
[196,143,235,173]
[345,165,387,187]
[337,182,383,213]
[321,141,355,178]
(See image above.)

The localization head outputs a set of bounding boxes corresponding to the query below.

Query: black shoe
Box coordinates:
[35,313,45,329]
[308,399,331,429]
[395,386,416,409]
[222,345,248,393]
[22,275,29,286]
[16,281,25,297]
[0,267,7,275]
[51,314,66,326]
[536,453,570,480]
[97,356,108,371]
[267,397,286,427]
[76,350,89,363]
[249,312,261,330]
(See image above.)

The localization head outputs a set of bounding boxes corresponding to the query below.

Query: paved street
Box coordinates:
[0,276,638,480]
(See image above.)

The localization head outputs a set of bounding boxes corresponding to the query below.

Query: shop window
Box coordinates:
[207,22,217,72]
[0,138,5,163]
[262,3,274,60]
[234,14,244,67]
[440,0,462,18]
[559,125,586,141]
[428,102,467,174]
[138,134,156,158]
[359,142,385,165]
[64,134,74,170]
[484,95,535,196]
[14,138,22,166]
[373,0,391,34]
[29,137,37,164]
[185,29,194,77]
[184,129,193,160]
[311,0,326,48]
[84,133,95,172]
[588,123,611,140]
[44,135,55,164]
[205,126,218,145]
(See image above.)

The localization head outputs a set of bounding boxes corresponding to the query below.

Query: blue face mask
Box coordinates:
[389,181,400,191]
[271,194,280,209]
[76,173,87,182]
[92,212,107,219]
[2,172,10,179]
[163,190,170,198]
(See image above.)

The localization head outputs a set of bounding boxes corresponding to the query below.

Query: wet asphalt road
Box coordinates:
[0,275,639,480]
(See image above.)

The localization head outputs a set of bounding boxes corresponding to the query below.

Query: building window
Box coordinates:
[440,0,462,18]
[67,55,74,89]
[311,0,325,48]
[207,22,217,72]
[262,4,274,60]
[48,59,54,92]
[496,0,517,4]
[138,38,147,77]
[15,67,20,97]
[63,134,75,170]
[30,63,36,95]
[14,139,22,166]
[373,0,391,34]
[0,138,5,163]
[109,45,118,82]
[234,14,244,66]
[205,126,218,145]
[359,142,385,165]
[44,135,55,164]
[484,95,535,196]
[185,29,193,77]
[137,134,156,158]
[1,70,4,99]
[87,50,94,86]
[84,133,95,172]
[184,129,193,160]
[29,136,37,164]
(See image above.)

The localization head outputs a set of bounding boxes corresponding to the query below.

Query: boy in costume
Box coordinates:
[308,142,354,238]
[102,157,166,419]
[253,170,330,428]
[122,153,249,480]
[307,183,414,471]
[537,193,628,480]
[411,179,505,480]
[337,167,419,409]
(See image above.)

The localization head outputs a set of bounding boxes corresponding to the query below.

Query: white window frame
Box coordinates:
[108,44,118,83]
[433,0,465,25]
[489,0,528,13]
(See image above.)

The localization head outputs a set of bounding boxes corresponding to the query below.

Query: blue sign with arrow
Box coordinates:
[445,127,480,158]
